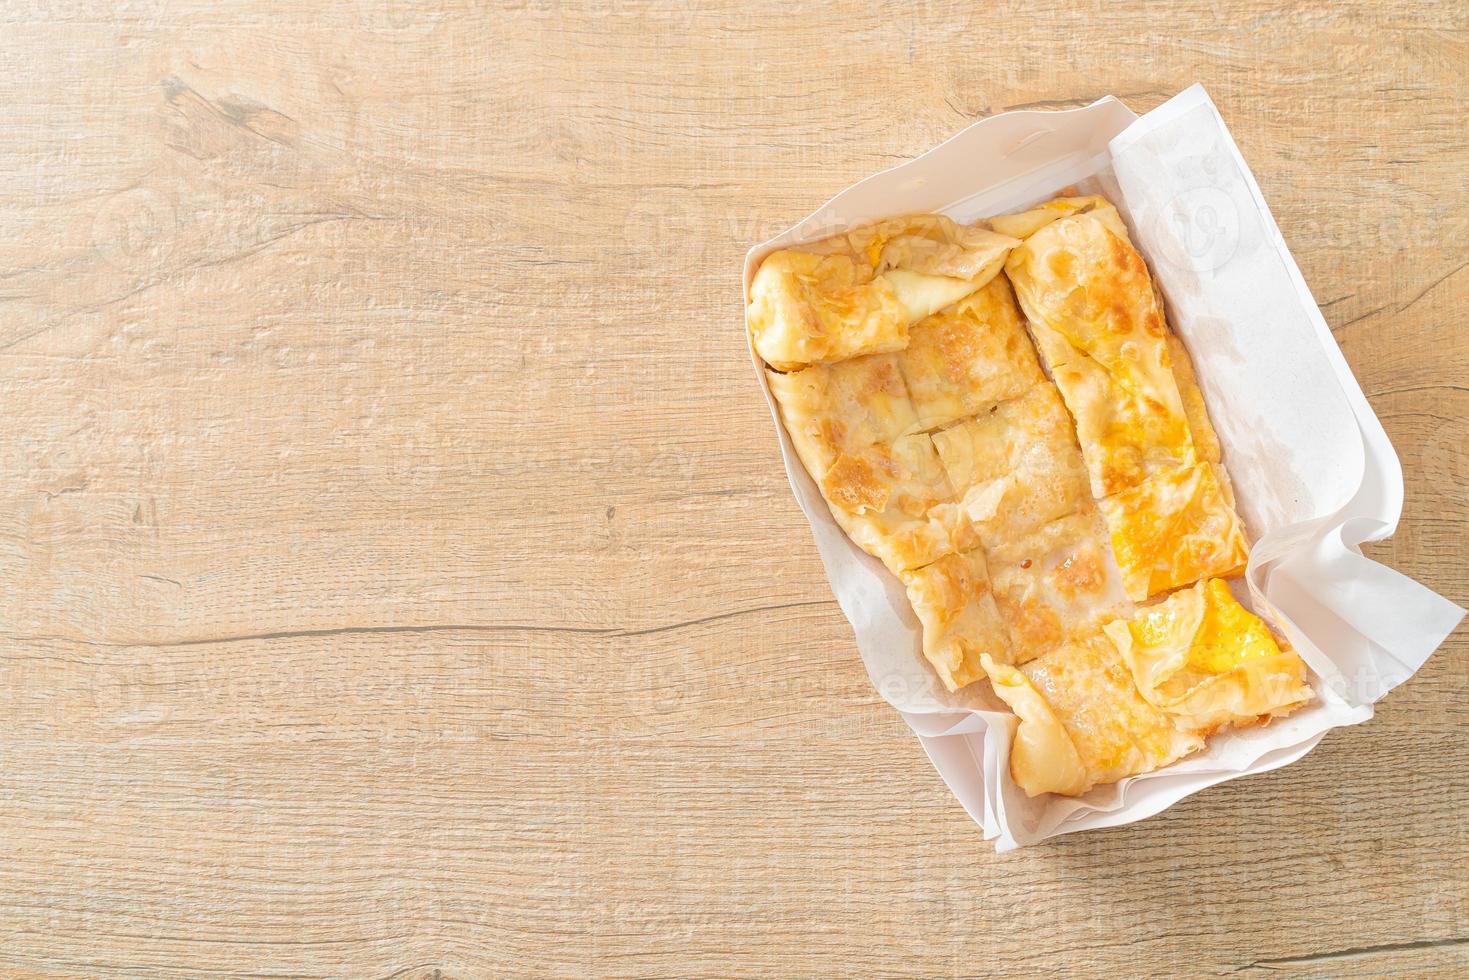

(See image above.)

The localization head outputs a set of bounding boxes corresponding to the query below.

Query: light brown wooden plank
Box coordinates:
[0,1,1464,976]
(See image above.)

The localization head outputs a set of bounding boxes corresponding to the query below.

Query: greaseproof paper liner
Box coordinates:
[743,85,1464,850]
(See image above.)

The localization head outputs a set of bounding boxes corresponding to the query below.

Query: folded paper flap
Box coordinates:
[1325,544,1464,676]
[1136,89,1411,524]
[744,84,1461,849]
[1109,87,1365,532]
[1270,526,1464,701]
[1114,85,1463,713]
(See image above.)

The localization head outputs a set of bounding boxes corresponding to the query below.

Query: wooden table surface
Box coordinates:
[1,2,1464,976]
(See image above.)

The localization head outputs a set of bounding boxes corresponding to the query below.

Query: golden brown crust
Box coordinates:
[895,276,1043,432]
[930,383,1089,550]
[981,654,1090,797]
[767,354,917,479]
[984,633,1203,796]
[807,212,1019,282]
[1005,210,1196,497]
[984,509,1135,664]
[1166,334,1223,464]
[756,201,1300,794]
[901,550,1011,690]
[1104,579,1313,733]
[988,195,1131,244]
[1098,462,1251,601]
[819,434,972,575]
[1022,633,1204,791]
[748,214,1020,371]
[749,250,911,371]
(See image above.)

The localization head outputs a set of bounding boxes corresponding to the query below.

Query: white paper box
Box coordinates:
[742,85,1464,850]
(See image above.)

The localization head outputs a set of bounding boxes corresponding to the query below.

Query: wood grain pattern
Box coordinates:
[0,1,1464,976]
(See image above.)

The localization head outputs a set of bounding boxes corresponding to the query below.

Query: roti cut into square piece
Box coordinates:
[981,633,1205,797]
[766,353,918,480]
[1042,352,1198,499]
[895,275,1044,432]
[820,433,975,575]
[748,250,912,371]
[748,215,1021,371]
[1099,462,1250,602]
[1105,578,1311,735]
[1005,206,1197,496]
[930,382,1089,549]
[900,550,1011,691]
[985,508,1134,664]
